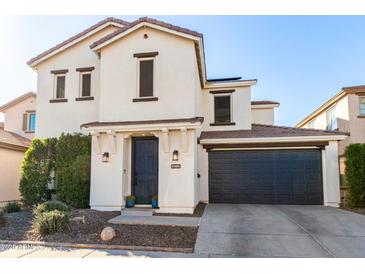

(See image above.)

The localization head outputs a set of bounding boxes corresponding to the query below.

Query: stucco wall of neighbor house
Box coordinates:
[3,96,36,139]
[34,26,119,138]
[251,107,275,125]
[348,94,365,146]
[201,86,252,131]
[301,95,349,131]
[0,147,24,202]
[90,129,198,213]
[98,27,200,122]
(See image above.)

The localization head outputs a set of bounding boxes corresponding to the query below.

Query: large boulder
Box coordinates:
[101,227,116,242]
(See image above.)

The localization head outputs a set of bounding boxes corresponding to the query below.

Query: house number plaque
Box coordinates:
[171,164,181,169]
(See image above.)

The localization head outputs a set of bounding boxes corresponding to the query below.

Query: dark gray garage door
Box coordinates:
[209,149,323,205]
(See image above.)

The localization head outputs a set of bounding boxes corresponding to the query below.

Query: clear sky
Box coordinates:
[1,15,365,126]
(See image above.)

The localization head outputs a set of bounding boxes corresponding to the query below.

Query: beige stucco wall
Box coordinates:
[90,129,198,213]
[3,96,36,139]
[98,28,201,122]
[251,107,275,125]
[0,147,24,202]
[34,26,119,138]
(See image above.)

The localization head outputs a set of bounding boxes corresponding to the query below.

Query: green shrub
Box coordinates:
[34,200,71,217]
[3,202,21,213]
[0,209,5,225]
[345,143,365,207]
[55,133,91,208]
[33,210,70,235]
[19,138,57,206]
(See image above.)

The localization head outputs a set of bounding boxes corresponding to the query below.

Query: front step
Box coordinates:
[121,208,155,217]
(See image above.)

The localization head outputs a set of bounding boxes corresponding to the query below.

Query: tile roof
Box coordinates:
[251,100,280,105]
[0,92,36,112]
[0,128,31,151]
[27,17,129,66]
[200,123,348,140]
[90,17,203,49]
[81,117,204,129]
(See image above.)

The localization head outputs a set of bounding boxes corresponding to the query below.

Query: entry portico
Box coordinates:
[81,117,203,213]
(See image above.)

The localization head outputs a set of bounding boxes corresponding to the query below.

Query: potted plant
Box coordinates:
[125,195,136,208]
[151,195,158,208]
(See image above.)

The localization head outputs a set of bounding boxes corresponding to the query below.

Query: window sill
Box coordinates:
[210,122,236,126]
[75,96,94,101]
[49,98,68,103]
[358,115,365,118]
[132,97,158,102]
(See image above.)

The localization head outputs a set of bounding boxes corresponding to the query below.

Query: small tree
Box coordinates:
[19,138,57,206]
[55,133,91,208]
[345,143,365,207]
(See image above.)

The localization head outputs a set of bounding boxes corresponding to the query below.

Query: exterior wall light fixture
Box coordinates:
[172,150,179,161]
[102,152,109,163]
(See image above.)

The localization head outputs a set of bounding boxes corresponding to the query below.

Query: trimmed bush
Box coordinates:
[33,200,71,216]
[3,202,21,213]
[19,138,57,206]
[0,209,5,226]
[55,133,91,208]
[345,143,365,207]
[33,210,70,235]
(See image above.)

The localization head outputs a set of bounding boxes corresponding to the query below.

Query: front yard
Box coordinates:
[0,209,198,249]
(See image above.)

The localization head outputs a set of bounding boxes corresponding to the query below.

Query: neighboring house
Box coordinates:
[0,92,36,203]
[27,17,346,213]
[296,85,365,183]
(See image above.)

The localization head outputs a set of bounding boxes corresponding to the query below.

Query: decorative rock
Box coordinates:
[70,216,85,224]
[101,226,116,241]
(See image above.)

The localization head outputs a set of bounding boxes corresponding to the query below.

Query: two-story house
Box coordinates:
[0,92,36,203]
[296,85,365,184]
[27,17,347,213]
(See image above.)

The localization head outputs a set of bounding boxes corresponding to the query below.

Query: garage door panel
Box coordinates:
[209,149,323,205]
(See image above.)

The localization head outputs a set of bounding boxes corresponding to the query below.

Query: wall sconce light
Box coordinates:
[102,152,109,163]
[172,150,179,161]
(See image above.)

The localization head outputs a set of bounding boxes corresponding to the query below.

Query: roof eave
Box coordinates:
[204,79,257,89]
[199,135,348,144]
[27,20,127,68]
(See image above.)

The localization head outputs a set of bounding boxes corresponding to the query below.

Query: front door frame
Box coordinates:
[131,136,159,204]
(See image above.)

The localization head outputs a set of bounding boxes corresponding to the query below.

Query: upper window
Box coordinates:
[81,73,91,97]
[308,119,316,129]
[326,106,337,130]
[55,75,66,99]
[214,95,231,124]
[23,111,36,132]
[139,59,154,97]
[360,96,365,116]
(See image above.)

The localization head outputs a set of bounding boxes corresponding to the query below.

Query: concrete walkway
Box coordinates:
[108,215,200,227]
[194,204,365,257]
[0,245,204,258]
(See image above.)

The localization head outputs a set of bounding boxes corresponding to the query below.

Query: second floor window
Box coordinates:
[308,119,316,129]
[139,59,154,97]
[214,95,231,124]
[81,73,91,97]
[360,96,365,116]
[22,111,36,132]
[55,75,66,99]
[326,106,337,130]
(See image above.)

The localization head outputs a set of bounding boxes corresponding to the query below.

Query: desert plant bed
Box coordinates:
[0,209,198,249]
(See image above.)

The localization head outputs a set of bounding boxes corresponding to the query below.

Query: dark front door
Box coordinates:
[209,149,323,205]
[132,137,158,204]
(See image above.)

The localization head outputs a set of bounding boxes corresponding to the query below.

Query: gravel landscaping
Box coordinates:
[0,209,198,249]
[154,202,206,217]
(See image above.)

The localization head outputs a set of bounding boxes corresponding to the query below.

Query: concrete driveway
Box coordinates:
[194,204,365,257]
